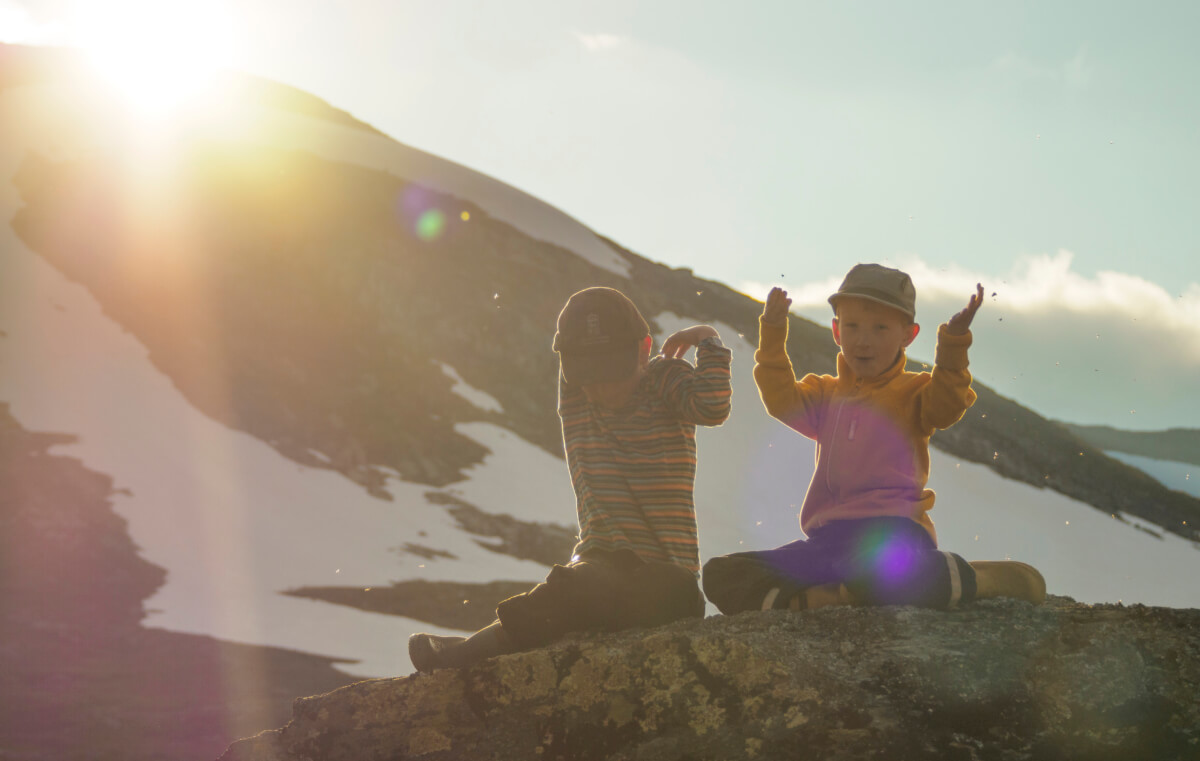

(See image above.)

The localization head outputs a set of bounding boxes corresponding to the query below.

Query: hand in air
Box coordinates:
[762,287,792,325]
[946,283,984,335]
[660,325,719,359]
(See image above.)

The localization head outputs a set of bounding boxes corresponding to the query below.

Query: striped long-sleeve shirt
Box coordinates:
[558,337,733,575]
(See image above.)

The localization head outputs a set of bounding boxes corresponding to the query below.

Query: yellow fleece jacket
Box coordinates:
[754,318,977,545]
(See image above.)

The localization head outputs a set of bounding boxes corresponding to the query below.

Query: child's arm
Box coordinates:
[753,288,825,435]
[657,325,732,425]
[919,284,982,431]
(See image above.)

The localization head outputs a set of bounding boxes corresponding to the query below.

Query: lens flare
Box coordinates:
[397,186,452,242]
[861,526,919,581]
[416,209,445,241]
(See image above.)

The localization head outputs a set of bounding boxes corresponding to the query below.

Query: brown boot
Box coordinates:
[971,561,1046,605]
[408,621,516,673]
[407,633,467,673]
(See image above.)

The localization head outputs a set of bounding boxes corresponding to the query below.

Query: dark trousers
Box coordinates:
[702,517,976,614]
[496,548,705,650]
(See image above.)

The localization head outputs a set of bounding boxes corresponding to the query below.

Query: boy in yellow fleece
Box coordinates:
[703,264,1045,613]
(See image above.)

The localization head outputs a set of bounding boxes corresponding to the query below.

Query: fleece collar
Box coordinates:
[835,349,907,391]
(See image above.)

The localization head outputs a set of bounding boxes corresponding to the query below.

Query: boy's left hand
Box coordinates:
[661,325,720,359]
[946,283,984,335]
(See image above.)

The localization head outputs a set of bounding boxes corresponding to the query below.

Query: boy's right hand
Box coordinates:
[946,283,984,335]
[762,287,792,325]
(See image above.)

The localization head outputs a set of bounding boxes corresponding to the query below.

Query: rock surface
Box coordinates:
[220,597,1200,761]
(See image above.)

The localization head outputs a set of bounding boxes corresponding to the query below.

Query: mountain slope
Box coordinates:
[0,403,358,761]
[3,42,1200,761]
[1061,423,1200,468]
[10,137,1198,544]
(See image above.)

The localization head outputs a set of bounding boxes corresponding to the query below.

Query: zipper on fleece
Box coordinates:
[825,378,864,500]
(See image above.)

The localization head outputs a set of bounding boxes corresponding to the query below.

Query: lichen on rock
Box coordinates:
[220,597,1200,761]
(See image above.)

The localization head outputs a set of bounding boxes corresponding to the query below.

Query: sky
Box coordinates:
[3,0,1199,430]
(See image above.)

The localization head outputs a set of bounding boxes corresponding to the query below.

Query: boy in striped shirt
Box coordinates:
[409,287,732,671]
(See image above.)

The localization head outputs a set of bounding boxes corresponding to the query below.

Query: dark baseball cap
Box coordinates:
[828,263,917,319]
[552,287,650,385]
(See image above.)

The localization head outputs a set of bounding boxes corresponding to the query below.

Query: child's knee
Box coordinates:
[700,554,744,594]
[701,555,780,614]
[849,550,976,609]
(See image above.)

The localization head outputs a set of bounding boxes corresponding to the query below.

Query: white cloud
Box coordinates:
[743,251,1200,358]
[740,253,1200,430]
[574,32,626,51]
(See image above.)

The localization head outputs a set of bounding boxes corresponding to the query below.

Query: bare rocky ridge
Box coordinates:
[220,597,1200,761]
[1061,424,1200,468]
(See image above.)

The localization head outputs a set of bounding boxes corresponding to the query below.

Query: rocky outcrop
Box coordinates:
[221,597,1200,761]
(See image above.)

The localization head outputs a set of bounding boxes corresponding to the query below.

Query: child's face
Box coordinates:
[832,297,919,379]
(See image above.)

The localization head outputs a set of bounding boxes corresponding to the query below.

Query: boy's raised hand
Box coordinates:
[946,283,985,335]
[660,325,720,359]
[763,287,792,325]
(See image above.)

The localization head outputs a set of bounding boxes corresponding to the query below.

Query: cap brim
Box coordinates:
[828,291,914,318]
[559,344,639,386]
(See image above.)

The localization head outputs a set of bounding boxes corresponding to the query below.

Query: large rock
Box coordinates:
[220,597,1200,760]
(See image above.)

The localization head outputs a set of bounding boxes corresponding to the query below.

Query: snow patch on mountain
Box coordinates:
[1105,451,1197,500]
[442,421,576,528]
[0,242,547,676]
[437,362,504,413]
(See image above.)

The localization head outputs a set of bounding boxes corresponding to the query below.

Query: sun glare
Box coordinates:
[76,2,236,122]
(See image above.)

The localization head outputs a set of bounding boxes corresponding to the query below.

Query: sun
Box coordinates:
[76,1,237,121]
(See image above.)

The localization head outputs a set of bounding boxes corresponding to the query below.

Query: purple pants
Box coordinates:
[702,517,976,614]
